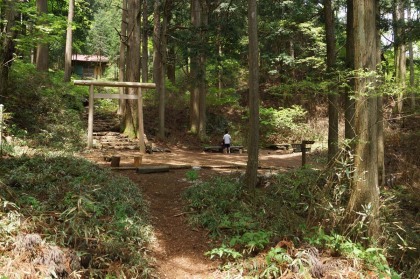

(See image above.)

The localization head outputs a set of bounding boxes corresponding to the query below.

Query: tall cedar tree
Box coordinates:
[244,0,260,190]
[346,0,380,240]
[376,0,385,186]
[393,0,406,114]
[324,0,339,163]
[190,0,207,139]
[345,0,355,140]
[117,0,127,115]
[141,0,148,83]
[36,0,49,71]
[64,0,74,81]
[0,0,17,98]
[123,0,142,141]
[153,0,168,139]
[190,0,201,135]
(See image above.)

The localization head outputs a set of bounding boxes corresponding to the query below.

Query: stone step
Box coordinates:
[94,134,133,138]
[100,143,135,147]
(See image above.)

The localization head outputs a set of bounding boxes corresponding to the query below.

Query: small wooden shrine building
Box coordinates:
[72,54,109,79]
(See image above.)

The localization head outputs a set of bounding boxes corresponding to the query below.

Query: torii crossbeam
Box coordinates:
[74,80,156,152]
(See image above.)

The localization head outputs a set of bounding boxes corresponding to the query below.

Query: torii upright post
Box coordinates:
[137,87,145,153]
[87,84,94,148]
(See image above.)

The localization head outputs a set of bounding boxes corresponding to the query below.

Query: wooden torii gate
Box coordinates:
[74,80,156,152]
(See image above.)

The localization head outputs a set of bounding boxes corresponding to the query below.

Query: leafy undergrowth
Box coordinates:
[183,168,415,278]
[1,61,88,156]
[382,121,420,278]
[0,154,153,278]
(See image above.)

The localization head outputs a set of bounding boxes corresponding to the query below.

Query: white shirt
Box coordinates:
[223,133,231,144]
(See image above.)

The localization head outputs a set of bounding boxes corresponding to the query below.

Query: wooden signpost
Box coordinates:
[300,140,315,166]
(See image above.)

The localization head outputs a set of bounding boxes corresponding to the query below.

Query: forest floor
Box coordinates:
[83,146,306,278]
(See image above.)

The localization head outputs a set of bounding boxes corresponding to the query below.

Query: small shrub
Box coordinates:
[230,230,271,254]
[259,105,311,143]
[205,245,243,262]
[0,155,152,277]
[185,169,199,181]
[306,228,400,278]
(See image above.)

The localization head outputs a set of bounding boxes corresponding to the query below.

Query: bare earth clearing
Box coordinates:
[82,147,304,278]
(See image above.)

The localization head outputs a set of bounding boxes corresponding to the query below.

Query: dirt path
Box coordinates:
[84,148,303,278]
[123,169,222,278]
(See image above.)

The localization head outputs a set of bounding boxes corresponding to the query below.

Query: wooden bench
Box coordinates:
[203,145,244,153]
[266,143,291,150]
[103,152,143,167]
[204,146,223,153]
[230,146,244,153]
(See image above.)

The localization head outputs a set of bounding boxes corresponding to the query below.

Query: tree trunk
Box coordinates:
[325,0,339,163]
[244,0,259,191]
[289,40,295,80]
[63,0,74,81]
[153,0,167,139]
[36,0,49,72]
[376,0,385,186]
[167,42,176,84]
[408,6,415,110]
[344,0,355,141]
[141,0,149,82]
[346,0,380,240]
[217,28,223,96]
[198,2,208,140]
[118,0,127,115]
[393,0,406,115]
[0,0,17,99]
[189,0,201,134]
[123,0,141,141]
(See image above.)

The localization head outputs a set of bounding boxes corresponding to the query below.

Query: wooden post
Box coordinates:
[110,156,121,167]
[133,156,142,167]
[301,140,314,167]
[87,84,94,148]
[137,88,145,153]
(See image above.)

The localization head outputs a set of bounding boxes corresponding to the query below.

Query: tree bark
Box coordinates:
[408,5,415,110]
[345,0,355,141]
[198,2,208,140]
[141,0,149,82]
[36,0,49,72]
[189,0,201,134]
[217,23,223,96]
[118,0,127,115]
[167,41,176,84]
[347,0,380,240]
[0,0,17,98]
[376,0,385,186]
[325,0,339,163]
[123,0,142,142]
[63,0,74,81]
[153,0,167,139]
[244,0,259,191]
[393,0,406,115]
